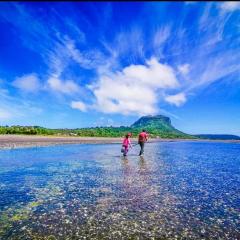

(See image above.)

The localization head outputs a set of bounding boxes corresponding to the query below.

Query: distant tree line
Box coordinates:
[0,125,195,138]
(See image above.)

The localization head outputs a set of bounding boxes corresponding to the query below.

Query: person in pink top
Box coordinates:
[138,129,148,156]
[122,133,132,157]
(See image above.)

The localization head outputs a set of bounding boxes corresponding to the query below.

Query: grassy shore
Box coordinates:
[0,135,239,150]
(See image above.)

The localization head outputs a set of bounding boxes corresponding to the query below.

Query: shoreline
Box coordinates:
[0,134,239,150]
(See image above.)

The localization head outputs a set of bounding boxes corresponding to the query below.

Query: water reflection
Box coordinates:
[138,155,146,171]
[121,156,131,175]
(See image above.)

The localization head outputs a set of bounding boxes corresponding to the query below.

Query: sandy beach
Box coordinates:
[0,135,123,149]
[0,134,239,149]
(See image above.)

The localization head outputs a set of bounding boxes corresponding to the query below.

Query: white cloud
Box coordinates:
[71,101,87,112]
[178,64,190,75]
[47,77,80,95]
[219,2,240,12]
[13,74,41,92]
[122,58,179,88]
[165,93,186,107]
[90,57,179,115]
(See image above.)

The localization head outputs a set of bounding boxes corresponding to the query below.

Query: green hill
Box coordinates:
[130,115,192,138]
[0,115,194,138]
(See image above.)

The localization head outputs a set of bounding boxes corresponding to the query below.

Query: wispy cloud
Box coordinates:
[112,26,145,64]
[171,2,240,95]
[64,37,106,70]
[153,25,171,57]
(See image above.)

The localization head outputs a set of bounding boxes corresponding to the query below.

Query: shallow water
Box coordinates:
[0,141,239,239]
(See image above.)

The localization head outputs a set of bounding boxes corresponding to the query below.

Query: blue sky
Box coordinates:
[0,2,240,135]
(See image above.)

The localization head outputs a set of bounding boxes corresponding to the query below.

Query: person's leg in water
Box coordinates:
[139,142,145,156]
[123,146,129,157]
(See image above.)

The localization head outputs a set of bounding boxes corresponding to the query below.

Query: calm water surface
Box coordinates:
[0,142,239,239]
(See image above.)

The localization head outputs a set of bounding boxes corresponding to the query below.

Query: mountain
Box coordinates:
[131,115,171,128]
[195,134,240,140]
[131,115,178,132]
[130,115,192,138]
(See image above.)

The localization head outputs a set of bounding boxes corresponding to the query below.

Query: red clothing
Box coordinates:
[122,138,131,147]
[138,132,148,142]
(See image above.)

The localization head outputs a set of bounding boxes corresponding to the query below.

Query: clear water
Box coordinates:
[0,142,239,239]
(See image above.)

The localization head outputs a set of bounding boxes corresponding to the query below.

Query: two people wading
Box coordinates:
[121,130,149,157]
